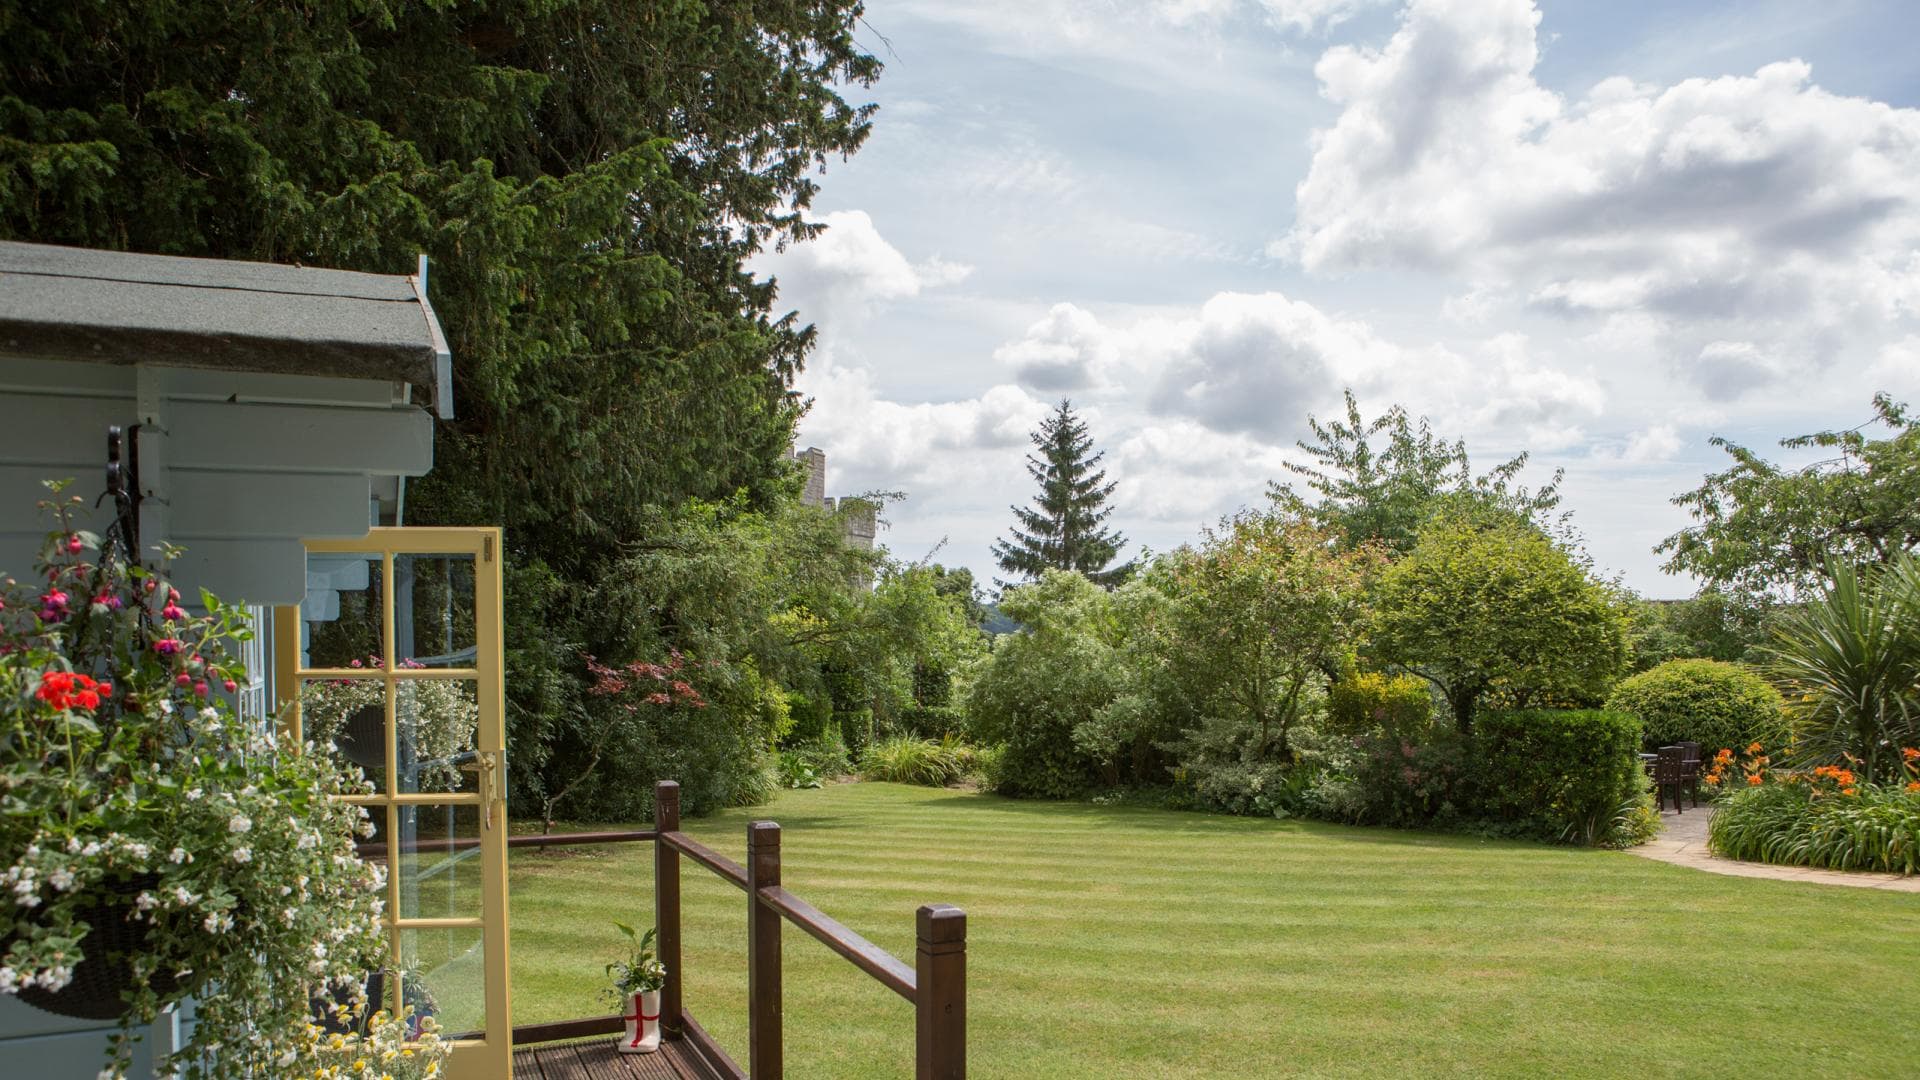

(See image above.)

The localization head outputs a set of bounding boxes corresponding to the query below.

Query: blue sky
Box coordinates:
[758,0,1920,596]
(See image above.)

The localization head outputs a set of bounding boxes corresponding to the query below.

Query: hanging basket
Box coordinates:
[333,703,387,770]
[12,874,186,1021]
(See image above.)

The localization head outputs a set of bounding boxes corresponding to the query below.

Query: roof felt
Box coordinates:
[0,241,452,418]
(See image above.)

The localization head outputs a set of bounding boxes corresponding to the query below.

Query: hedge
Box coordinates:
[1477,709,1649,845]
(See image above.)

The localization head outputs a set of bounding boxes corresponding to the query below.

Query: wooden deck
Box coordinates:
[513,1037,726,1080]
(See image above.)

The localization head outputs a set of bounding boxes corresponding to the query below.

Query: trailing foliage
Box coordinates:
[993,400,1135,587]
[858,735,975,787]
[1369,512,1630,732]
[1605,659,1787,754]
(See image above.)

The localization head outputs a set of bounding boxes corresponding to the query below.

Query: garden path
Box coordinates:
[1629,806,1920,892]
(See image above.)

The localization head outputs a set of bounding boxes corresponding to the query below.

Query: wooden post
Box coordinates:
[916,904,966,1080]
[747,820,783,1079]
[654,780,683,1038]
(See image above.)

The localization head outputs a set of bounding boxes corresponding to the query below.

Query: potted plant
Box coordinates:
[0,481,406,1079]
[605,921,667,1054]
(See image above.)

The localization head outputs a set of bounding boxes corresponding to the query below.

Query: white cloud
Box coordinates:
[762,210,972,330]
[1285,0,1920,399]
[1591,423,1684,464]
[993,303,1123,393]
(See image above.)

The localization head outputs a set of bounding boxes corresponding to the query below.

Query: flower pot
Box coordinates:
[617,989,661,1054]
[12,874,186,1021]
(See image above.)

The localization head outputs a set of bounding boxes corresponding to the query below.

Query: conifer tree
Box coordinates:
[994,400,1134,587]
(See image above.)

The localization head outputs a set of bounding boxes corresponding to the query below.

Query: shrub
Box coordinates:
[1326,671,1435,741]
[1709,773,1920,874]
[1478,709,1647,845]
[786,728,852,779]
[1184,758,1323,818]
[1605,658,1786,754]
[836,708,876,760]
[1347,734,1485,829]
[898,705,966,738]
[859,734,975,786]
[775,750,823,789]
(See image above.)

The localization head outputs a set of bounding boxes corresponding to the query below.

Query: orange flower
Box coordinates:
[1906,781,1920,794]
[1704,773,1721,787]
[1747,774,1764,786]
[1747,742,1764,754]
[1902,747,1920,762]
[1716,748,1735,762]
[1841,787,1858,796]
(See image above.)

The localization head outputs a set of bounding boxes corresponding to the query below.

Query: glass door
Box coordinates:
[275,527,511,1079]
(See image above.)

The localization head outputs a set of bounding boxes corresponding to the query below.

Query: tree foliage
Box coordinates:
[0,1,886,815]
[993,400,1134,587]
[1605,658,1786,753]
[1369,514,1629,732]
[1658,394,1920,603]
[1272,389,1562,554]
[1144,513,1378,760]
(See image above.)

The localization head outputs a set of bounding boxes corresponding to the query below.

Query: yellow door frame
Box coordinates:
[275,526,511,1080]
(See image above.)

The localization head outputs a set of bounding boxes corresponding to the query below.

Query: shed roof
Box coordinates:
[0,241,452,418]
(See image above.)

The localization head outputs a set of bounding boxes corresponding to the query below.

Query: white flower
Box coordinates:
[198,707,218,722]
[48,869,74,892]
[172,885,197,906]
[184,787,203,801]
[135,892,158,912]
[168,847,190,865]
[80,841,100,858]
[230,847,252,864]
[0,967,16,992]
[202,911,233,933]
[158,699,174,715]
[227,813,251,834]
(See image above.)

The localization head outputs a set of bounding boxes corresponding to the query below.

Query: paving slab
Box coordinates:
[1626,804,1920,892]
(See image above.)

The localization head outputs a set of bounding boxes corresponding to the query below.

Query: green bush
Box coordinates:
[1709,781,1920,874]
[784,692,835,744]
[1346,734,1485,830]
[787,728,852,779]
[1605,658,1786,754]
[836,708,876,760]
[898,705,966,738]
[775,750,823,789]
[1478,709,1648,845]
[1326,671,1435,741]
[859,734,975,786]
[1185,759,1322,818]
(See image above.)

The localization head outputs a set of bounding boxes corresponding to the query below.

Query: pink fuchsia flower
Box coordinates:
[41,590,68,610]
[193,681,210,698]
[65,535,83,554]
[175,673,193,688]
[223,679,238,693]
[153,639,183,656]
[161,604,186,621]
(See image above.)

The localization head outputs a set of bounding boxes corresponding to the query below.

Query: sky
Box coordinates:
[754,0,1920,598]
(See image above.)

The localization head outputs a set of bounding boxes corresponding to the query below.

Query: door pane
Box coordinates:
[400,926,488,1039]
[395,678,480,794]
[395,803,484,920]
[300,677,388,792]
[305,554,384,669]
[394,553,477,667]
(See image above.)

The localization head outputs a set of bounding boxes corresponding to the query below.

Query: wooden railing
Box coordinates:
[509,780,967,1079]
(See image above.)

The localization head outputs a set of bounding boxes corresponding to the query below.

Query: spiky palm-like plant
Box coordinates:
[1764,554,1920,782]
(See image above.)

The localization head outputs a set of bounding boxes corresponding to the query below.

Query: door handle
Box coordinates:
[477,750,500,831]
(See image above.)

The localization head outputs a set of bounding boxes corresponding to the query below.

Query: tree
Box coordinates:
[1762,554,1920,783]
[1658,394,1920,604]
[1271,390,1562,554]
[993,400,1134,587]
[965,570,1122,798]
[0,2,883,817]
[1370,514,1629,733]
[1144,513,1377,760]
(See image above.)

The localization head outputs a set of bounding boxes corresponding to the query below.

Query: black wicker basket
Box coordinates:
[13,873,185,1021]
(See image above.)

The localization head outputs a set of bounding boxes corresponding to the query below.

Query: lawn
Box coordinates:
[506,783,1920,1078]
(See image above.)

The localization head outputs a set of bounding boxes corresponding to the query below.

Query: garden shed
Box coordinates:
[0,239,452,1076]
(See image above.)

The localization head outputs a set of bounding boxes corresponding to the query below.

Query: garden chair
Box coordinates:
[1653,745,1692,814]
[1676,741,1703,807]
